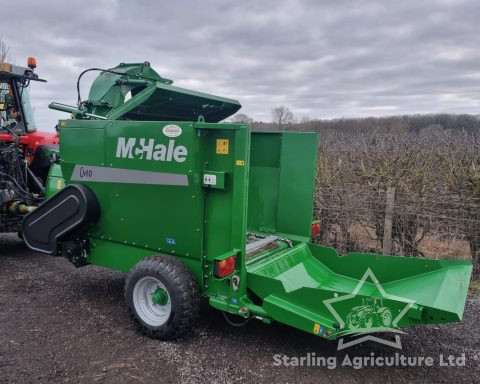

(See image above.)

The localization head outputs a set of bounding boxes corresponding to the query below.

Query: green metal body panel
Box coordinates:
[45,162,64,198]
[56,120,251,293]
[247,132,317,241]
[47,62,472,341]
[63,121,202,262]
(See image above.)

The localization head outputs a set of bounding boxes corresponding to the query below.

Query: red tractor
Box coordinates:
[0,58,58,234]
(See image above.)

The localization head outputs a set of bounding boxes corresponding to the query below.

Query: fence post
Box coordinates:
[383,186,396,255]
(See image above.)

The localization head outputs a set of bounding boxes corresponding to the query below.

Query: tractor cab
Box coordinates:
[0,60,41,133]
[0,59,59,234]
[0,59,59,156]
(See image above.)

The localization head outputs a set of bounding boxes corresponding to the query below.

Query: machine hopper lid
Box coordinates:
[121,82,241,123]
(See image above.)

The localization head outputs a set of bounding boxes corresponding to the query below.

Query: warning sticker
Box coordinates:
[313,323,325,335]
[216,139,229,155]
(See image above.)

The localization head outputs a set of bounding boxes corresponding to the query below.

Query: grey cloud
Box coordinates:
[2,0,479,130]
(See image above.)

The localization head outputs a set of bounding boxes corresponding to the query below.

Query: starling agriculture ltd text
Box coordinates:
[272,352,466,369]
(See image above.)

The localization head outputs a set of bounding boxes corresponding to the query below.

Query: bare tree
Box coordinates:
[442,131,480,277]
[231,113,253,124]
[0,36,11,116]
[0,35,11,63]
[271,105,294,130]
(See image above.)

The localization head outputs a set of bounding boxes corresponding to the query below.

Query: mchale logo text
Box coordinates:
[116,137,188,163]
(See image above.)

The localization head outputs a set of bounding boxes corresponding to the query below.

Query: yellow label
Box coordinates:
[56,179,63,190]
[216,139,229,155]
[0,103,4,110]
[60,121,67,127]
[236,160,245,166]
[313,323,320,334]
[1,63,11,72]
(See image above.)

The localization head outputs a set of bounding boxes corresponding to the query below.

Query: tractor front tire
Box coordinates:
[125,255,199,340]
[378,308,393,327]
[346,313,361,330]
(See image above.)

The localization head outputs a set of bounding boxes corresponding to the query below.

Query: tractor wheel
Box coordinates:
[379,308,393,327]
[125,255,199,340]
[346,312,360,329]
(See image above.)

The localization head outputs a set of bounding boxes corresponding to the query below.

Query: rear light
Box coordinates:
[311,222,321,238]
[214,256,236,278]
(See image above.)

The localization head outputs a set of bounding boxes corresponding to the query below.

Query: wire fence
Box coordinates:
[311,130,480,277]
[314,185,478,259]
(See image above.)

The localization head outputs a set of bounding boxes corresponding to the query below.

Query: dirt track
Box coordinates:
[1,233,479,384]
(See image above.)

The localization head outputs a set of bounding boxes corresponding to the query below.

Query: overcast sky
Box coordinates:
[2,0,480,132]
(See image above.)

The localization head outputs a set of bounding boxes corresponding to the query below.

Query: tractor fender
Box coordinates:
[376,306,390,314]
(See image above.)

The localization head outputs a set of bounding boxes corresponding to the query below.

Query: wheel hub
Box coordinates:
[151,287,169,306]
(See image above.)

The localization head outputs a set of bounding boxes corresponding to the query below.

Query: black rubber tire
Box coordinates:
[124,255,200,340]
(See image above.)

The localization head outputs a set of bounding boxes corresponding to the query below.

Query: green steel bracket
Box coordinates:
[107,83,157,120]
[407,304,424,321]
[115,78,150,86]
[48,102,108,120]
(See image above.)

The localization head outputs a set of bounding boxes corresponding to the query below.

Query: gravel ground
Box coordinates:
[1,233,479,384]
